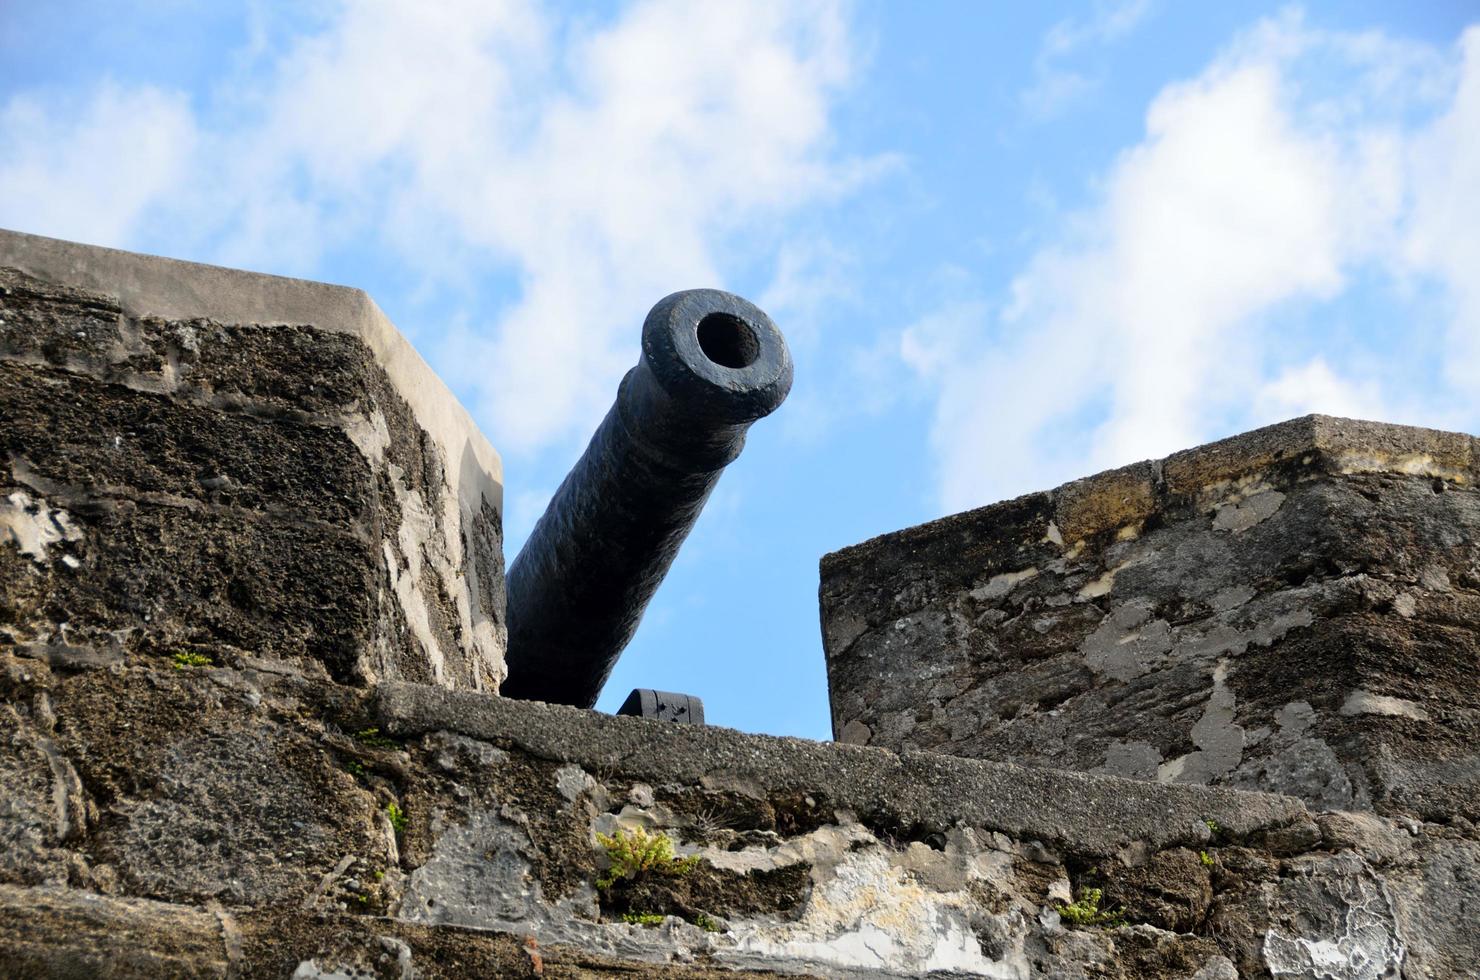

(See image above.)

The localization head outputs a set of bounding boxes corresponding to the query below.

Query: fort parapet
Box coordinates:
[821,417,1480,828]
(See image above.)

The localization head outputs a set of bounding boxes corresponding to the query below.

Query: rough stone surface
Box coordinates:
[0,883,816,979]
[0,233,505,691]
[821,416,1480,824]
[3,646,1474,977]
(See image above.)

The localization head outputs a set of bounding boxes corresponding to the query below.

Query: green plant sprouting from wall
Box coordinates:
[620,912,666,926]
[595,826,700,890]
[1056,887,1126,928]
[171,650,212,670]
[354,727,399,749]
[385,800,407,832]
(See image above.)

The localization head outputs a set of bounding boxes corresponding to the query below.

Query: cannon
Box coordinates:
[501,289,793,708]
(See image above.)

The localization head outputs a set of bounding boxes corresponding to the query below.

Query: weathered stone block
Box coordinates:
[821,416,1480,823]
[0,229,505,691]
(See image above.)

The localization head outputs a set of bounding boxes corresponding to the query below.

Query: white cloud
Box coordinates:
[451,0,865,452]
[1404,27,1480,389]
[0,82,197,248]
[1020,70,1097,120]
[1022,0,1153,118]
[899,302,984,379]
[1043,0,1153,57]
[0,0,866,457]
[1254,359,1386,422]
[913,14,1480,514]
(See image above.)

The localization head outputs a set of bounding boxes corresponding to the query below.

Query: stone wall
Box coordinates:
[0,230,505,691]
[821,416,1480,825]
[4,647,1473,977]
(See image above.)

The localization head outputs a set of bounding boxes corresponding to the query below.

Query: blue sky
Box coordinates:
[3,1,1477,739]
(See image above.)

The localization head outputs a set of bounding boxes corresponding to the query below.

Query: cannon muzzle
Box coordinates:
[501,289,793,707]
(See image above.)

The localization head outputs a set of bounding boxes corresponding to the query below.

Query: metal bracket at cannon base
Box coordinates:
[616,689,705,725]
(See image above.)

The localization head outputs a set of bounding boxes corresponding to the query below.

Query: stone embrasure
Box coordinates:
[0,229,505,692]
[5,647,1476,978]
[821,415,1480,824]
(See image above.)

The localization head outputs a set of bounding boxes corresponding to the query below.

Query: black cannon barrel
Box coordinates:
[501,289,793,707]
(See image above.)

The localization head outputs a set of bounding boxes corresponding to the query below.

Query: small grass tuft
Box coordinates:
[620,912,666,926]
[1057,887,1126,928]
[353,727,399,749]
[595,827,701,890]
[693,913,722,933]
[171,650,213,670]
[385,801,407,833]
[1200,850,1215,868]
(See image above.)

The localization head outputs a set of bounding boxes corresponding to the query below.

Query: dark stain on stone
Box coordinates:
[1109,929,1226,980]
[467,495,505,627]
[20,665,379,906]
[660,787,777,835]
[1,362,375,526]
[600,861,811,927]
[1099,848,1213,934]
[770,791,833,838]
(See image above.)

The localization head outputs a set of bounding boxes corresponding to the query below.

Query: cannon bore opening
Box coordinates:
[697,312,760,369]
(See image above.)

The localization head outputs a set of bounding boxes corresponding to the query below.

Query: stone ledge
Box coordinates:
[376,681,1310,859]
[822,415,1479,579]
